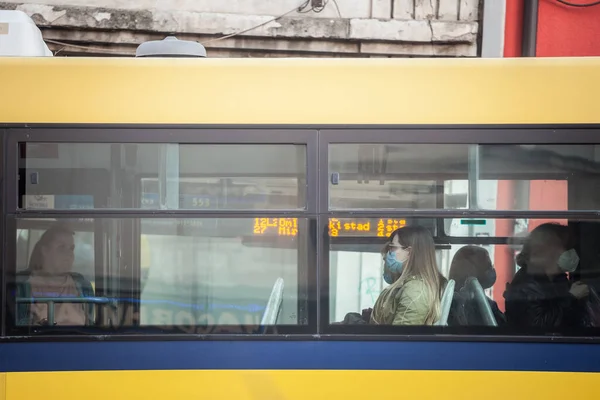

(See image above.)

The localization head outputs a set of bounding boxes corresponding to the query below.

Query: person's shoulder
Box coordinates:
[396,277,427,298]
[69,272,93,290]
[506,270,544,300]
[512,268,529,282]
[508,268,538,289]
[69,272,86,281]
[400,276,425,287]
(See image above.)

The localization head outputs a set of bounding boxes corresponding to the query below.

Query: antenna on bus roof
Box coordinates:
[135,36,207,58]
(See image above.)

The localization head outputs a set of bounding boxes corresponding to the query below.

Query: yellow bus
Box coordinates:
[1,56,600,399]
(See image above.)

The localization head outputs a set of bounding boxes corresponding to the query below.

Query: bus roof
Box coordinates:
[0,57,599,125]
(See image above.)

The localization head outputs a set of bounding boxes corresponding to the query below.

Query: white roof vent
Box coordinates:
[136,36,207,58]
[0,10,52,56]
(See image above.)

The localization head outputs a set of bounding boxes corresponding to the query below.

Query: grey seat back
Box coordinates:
[463,277,498,327]
[260,277,284,326]
[435,279,455,326]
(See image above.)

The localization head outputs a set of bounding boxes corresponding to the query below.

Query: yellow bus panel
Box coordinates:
[1,57,599,125]
[5,370,600,400]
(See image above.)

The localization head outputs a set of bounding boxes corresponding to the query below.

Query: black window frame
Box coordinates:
[0,128,4,338]
[3,124,600,342]
[319,126,600,339]
[3,127,319,338]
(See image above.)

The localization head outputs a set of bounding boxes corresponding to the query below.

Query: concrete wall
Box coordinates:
[0,0,481,57]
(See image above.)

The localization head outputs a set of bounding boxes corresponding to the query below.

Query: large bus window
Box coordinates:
[139,218,306,330]
[10,217,309,333]
[20,143,306,210]
[329,144,600,211]
[328,217,600,335]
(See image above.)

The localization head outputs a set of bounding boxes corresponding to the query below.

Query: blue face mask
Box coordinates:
[383,251,404,284]
[480,268,497,289]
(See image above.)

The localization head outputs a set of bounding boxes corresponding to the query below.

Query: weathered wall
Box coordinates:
[0,0,481,57]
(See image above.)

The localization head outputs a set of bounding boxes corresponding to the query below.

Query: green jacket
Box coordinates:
[15,271,95,326]
[371,277,432,325]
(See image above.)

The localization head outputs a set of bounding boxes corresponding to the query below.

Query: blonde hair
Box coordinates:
[379,226,445,325]
[27,223,75,272]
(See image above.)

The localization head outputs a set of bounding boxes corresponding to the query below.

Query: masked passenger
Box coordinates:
[503,223,589,329]
[370,226,446,325]
[448,245,506,326]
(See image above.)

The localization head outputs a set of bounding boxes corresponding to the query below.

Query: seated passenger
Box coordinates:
[370,226,446,325]
[503,223,588,329]
[448,245,506,326]
[16,224,94,326]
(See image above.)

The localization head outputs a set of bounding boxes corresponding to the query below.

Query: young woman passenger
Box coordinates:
[370,226,446,326]
[16,224,94,326]
[503,223,588,329]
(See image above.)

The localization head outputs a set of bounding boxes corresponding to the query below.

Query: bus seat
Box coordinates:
[260,278,284,326]
[435,279,455,326]
[462,277,498,327]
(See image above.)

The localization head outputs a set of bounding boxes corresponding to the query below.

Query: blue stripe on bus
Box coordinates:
[1,340,599,373]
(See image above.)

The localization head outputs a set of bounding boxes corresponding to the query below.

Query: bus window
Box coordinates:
[328,144,467,209]
[20,143,306,210]
[328,217,600,334]
[329,144,600,211]
[11,217,308,333]
[139,218,306,331]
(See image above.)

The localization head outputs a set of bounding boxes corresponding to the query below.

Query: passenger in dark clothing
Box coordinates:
[503,223,589,329]
[448,246,506,326]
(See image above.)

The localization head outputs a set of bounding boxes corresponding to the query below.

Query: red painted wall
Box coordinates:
[537,0,600,57]
[504,0,524,57]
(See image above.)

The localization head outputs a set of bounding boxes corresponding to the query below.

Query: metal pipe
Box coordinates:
[481,0,507,58]
[521,0,539,57]
[468,145,480,211]
[47,301,55,325]
[17,297,113,304]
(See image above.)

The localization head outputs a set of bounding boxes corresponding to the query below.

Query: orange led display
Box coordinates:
[329,218,406,237]
[253,218,298,237]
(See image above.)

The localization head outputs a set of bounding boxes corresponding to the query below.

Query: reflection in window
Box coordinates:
[139,218,303,330]
[20,143,306,210]
[329,144,466,209]
[329,143,600,211]
[12,218,307,331]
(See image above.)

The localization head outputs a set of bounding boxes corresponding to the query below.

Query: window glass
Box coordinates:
[329,217,600,335]
[329,144,600,211]
[10,217,308,333]
[20,143,306,210]
[16,223,95,289]
[329,144,467,209]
